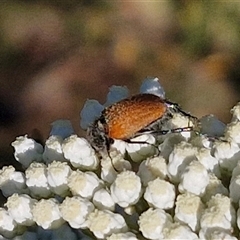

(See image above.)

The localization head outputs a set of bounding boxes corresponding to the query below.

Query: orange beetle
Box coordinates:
[87,93,197,154]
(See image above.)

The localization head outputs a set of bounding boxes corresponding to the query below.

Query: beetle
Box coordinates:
[87,93,198,155]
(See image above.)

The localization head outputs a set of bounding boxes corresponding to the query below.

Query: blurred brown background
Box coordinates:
[1,0,240,167]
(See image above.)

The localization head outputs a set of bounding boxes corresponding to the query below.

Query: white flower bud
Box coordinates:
[179,160,209,196]
[202,173,228,203]
[93,188,115,211]
[191,134,214,149]
[60,196,94,229]
[196,147,221,178]
[47,161,72,196]
[124,134,156,162]
[231,102,240,122]
[50,120,74,139]
[0,166,29,197]
[68,170,102,199]
[110,171,142,208]
[137,156,167,187]
[100,150,131,184]
[199,229,237,240]
[105,85,129,106]
[42,136,65,164]
[62,135,99,170]
[163,222,199,240]
[237,203,240,232]
[140,77,165,98]
[80,99,104,130]
[144,178,175,209]
[232,160,240,179]
[87,209,128,239]
[159,134,185,159]
[110,139,128,155]
[200,194,236,237]
[199,114,225,137]
[5,194,36,226]
[230,175,240,203]
[25,162,51,198]
[112,135,156,162]
[168,142,197,183]
[11,135,43,168]
[166,113,194,139]
[32,198,64,229]
[100,157,118,184]
[225,121,240,144]
[213,140,240,172]
[139,208,172,240]
[0,208,18,239]
[175,193,204,231]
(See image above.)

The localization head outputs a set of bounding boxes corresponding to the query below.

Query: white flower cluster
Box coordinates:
[1,77,240,239]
